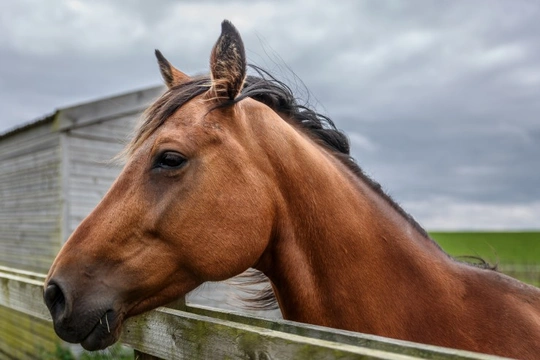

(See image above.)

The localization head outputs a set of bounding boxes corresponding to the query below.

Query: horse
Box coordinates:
[44,20,540,359]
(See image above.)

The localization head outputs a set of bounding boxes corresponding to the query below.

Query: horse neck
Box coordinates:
[255,130,456,334]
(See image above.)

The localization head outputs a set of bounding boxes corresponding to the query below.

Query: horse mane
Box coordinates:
[129,66,430,239]
[127,65,495,311]
[239,66,431,238]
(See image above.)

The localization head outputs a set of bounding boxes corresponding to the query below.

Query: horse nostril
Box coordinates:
[44,282,66,319]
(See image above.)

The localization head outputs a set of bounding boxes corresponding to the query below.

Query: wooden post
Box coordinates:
[132,296,186,360]
[134,350,164,360]
[164,297,187,311]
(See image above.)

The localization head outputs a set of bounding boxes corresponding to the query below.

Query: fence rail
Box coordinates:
[0,268,509,360]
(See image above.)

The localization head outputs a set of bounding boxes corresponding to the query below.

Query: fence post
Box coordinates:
[134,350,163,360]
[132,296,186,360]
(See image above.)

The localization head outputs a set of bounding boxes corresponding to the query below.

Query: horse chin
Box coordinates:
[79,310,122,351]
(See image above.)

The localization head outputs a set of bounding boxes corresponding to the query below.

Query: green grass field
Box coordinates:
[429,231,540,286]
[429,231,540,264]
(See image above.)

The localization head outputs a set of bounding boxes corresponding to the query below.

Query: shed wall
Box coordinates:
[0,121,62,272]
[64,114,138,237]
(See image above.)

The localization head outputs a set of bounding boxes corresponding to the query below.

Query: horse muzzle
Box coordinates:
[43,279,122,350]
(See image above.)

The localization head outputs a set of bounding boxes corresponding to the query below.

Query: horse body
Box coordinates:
[252,116,540,356]
[44,21,540,359]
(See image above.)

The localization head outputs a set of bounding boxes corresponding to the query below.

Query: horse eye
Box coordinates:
[155,152,186,169]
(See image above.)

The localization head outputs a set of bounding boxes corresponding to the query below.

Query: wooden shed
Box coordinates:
[0,86,164,274]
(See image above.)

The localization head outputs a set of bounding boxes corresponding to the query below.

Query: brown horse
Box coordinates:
[44,20,540,358]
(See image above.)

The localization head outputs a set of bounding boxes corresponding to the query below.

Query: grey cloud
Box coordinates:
[1,0,539,229]
[345,118,540,204]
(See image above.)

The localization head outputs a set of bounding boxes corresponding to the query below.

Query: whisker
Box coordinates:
[105,313,110,333]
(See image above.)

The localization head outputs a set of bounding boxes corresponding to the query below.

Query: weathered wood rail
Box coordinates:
[0,268,510,360]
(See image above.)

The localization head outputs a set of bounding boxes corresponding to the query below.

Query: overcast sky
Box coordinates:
[1,0,539,230]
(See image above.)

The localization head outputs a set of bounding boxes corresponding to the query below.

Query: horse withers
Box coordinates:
[44,20,540,359]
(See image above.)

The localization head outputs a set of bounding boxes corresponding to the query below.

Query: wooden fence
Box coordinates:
[0,267,509,360]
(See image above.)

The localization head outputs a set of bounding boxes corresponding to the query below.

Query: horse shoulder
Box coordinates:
[456,265,540,358]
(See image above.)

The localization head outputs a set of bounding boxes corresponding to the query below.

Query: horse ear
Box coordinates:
[155,49,190,88]
[210,20,247,100]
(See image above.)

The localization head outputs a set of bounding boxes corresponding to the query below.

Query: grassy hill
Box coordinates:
[430,231,540,286]
[430,231,540,264]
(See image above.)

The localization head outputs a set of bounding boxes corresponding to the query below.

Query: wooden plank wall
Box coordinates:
[64,113,139,237]
[0,121,62,273]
